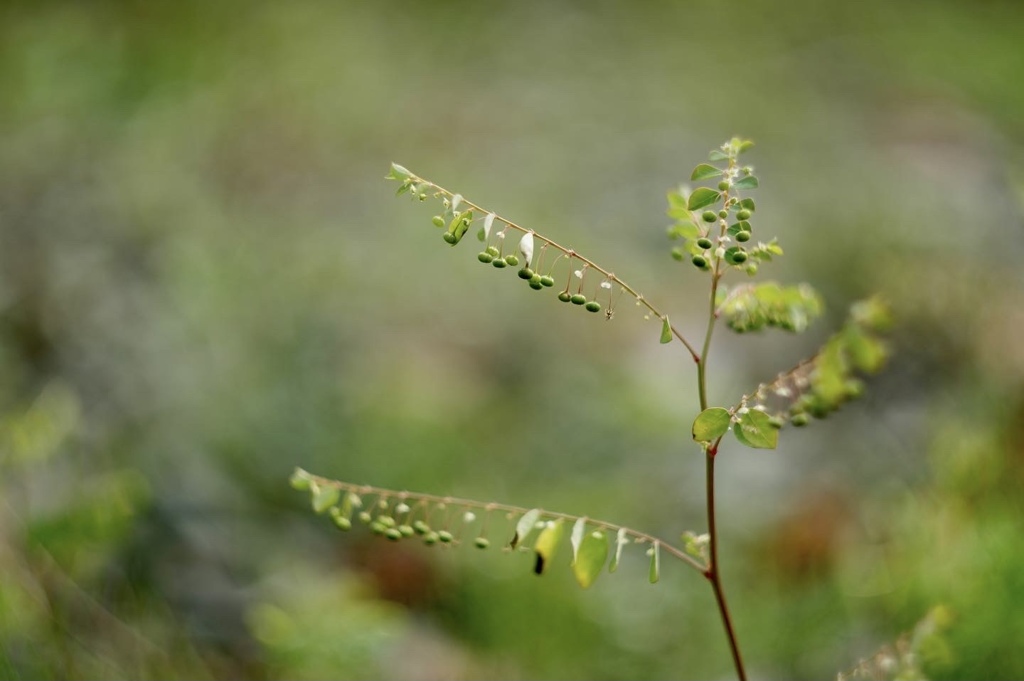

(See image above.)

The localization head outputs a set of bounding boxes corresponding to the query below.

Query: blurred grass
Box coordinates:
[0,0,1022,678]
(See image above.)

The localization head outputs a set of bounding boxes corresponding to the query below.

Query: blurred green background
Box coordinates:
[2,0,1023,679]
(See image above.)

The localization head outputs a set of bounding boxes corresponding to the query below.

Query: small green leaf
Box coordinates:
[660,317,672,344]
[687,187,722,211]
[289,467,311,491]
[737,139,755,154]
[733,175,759,190]
[609,527,628,573]
[510,508,542,549]
[692,407,731,442]
[738,197,756,212]
[843,324,887,373]
[387,163,412,181]
[649,542,661,583]
[709,149,729,161]
[311,483,340,514]
[733,410,778,450]
[573,530,609,589]
[533,520,565,575]
[690,163,722,181]
[570,517,586,564]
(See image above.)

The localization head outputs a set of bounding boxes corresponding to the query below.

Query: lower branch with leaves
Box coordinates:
[293,139,900,680]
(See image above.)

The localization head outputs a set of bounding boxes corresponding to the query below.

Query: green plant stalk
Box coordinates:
[699,224,747,681]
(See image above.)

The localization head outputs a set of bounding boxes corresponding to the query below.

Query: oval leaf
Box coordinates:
[690,163,722,181]
[732,410,778,450]
[570,517,586,563]
[533,520,565,575]
[311,483,340,514]
[660,316,672,344]
[692,407,731,442]
[510,508,541,549]
[609,527,628,573]
[687,187,722,211]
[573,530,609,589]
[734,175,759,190]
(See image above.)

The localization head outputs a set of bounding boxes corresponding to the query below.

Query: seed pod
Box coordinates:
[737,209,752,220]
[558,291,572,303]
[478,252,494,263]
[671,247,685,261]
[696,237,713,250]
[585,301,601,313]
[718,180,730,191]
[505,254,520,267]
[529,279,544,290]
[731,250,748,264]
[570,294,587,305]
[718,209,729,219]
[358,511,373,524]
[432,216,445,228]
[692,255,708,268]
[412,520,431,535]
[702,210,717,223]
[735,230,751,243]
[424,531,440,545]
[438,530,454,544]
[474,537,491,549]
[398,524,415,537]
[492,257,508,269]
[791,413,810,427]
[385,528,403,541]
[485,246,500,257]
[518,267,535,280]
[540,275,555,287]
[443,232,458,245]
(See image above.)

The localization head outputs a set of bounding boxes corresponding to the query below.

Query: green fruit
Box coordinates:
[737,209,752,220]
[696,237,713,250]
[718,180,730,191]
[558,291,572,303]
[333,516,352,531]
[791,413,810,427]
[492,257,507,268]
[370,521,386,534]
[424,531,440,545]
[478,252,494,263]
[378,516,396,528]
[529,279,544,290]
[768,416,785,429]
[432,216,445,228]
[735,230,750,243]
[692,255,707,268]
[731,250,748,264]
[570,294,587,305]
[702,210,717,223]
[671,247,685,261]
[585,301,601,313]
[745,263,758,276]
[438,530,454,544]
[718,209,729,219]
[540,275,555,287]
[358,511,372,524]
[412,520,430,535]
[504,254,519,266]
[517,267,534,280]
[398,524,415,537]
[474,537,490,549]
[385,528,403,541]
[442,232,458,245]
[485,246,500,257]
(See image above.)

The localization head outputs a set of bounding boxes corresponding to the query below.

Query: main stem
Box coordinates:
[699,268,747,681]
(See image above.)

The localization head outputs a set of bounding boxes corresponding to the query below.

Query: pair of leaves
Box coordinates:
[692,407,778,450]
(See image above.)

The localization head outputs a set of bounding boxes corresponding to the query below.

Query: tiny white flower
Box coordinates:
[518,232,535,266]
[715,247,726,259]
[574,269,584,279]
[451,194,462,211]
[483,213,496,239]
[497,231,506,240]
[395,503,411,515]
[463,511,476,524]
[600,281,612,290]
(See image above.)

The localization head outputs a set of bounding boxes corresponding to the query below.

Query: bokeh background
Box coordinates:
[2,1,1023,679]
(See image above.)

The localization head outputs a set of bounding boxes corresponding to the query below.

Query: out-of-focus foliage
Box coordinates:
[1,0,1022,679]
